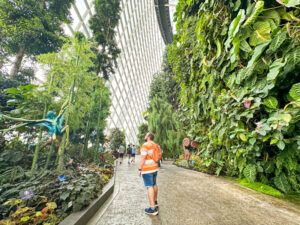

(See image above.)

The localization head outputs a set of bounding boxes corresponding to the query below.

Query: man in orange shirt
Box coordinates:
[138,132,159,216]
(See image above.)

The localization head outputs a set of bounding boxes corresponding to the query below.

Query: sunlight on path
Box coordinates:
[87,156,300,225]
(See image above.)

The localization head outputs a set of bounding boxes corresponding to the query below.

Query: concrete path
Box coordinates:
[87,157,300,225]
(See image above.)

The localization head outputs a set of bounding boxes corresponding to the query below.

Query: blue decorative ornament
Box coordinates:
[33,111,65,137]
[1,102,68,140]
[58,175,66,182]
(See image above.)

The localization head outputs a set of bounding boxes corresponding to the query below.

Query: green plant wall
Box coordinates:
[168,0,300,193]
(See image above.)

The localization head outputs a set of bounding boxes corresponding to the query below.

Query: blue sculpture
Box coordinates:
[1,102,68,141]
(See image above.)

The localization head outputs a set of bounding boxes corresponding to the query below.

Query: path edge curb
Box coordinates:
[59,161,117,225]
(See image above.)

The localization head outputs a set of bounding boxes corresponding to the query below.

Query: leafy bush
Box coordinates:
[168,0,300,192]
[0,164,113,224]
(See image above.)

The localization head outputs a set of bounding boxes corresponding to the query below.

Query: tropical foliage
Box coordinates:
[109,128,126,151]
[0,0,74,77]
[89,0,121,79]
[0,37,114,224]
[137,123,148,146]
[168,0,300,193]
[147,96,184,159]
[145,55,184,158]
[149,54,180,110]
[0,0,122,223]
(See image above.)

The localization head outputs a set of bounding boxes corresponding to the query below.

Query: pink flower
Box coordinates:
[243,99,252,109]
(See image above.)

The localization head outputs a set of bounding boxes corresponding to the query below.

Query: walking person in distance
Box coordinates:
[118,145,125,164]
[131,144,136,163]
[127,144,132,164]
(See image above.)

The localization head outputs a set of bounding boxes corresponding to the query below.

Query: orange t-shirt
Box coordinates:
[140,141,159,174]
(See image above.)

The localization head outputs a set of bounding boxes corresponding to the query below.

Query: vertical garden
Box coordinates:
[145,0,300,195]
[0,0,122,224]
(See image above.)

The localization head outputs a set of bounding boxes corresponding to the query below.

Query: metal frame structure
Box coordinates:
[64,0,168,144]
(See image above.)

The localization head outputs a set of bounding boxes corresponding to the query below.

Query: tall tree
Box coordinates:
[147,51,183,158]
[38,37,102,172]
[148,97,184,159]
[81,78,111,155]
[0,0,74,78]
[109,128,125,151]
[89,0,121,79]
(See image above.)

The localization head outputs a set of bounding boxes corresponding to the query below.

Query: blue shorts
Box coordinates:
[142,172,158,187]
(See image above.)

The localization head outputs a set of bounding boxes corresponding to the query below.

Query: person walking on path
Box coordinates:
[118,145,125,164]
[127,144,132,164]
[131,145,136,163]
[139,133,161,216]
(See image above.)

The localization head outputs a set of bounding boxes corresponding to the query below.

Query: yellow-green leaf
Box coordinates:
[263,96,278,109]
[270,138,278,145]
[249,21,271,46]
[46,202,57,210]
[35,211,42,217]
[280,113,292,123]
[20,216,30,222]
[289,83,300,101]
[239,133,248,142]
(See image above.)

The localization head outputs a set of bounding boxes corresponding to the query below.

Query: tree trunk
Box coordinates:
[30,131,42,175]
[10,47,25,78]
[94,97,102,153]
[57,134,67,172]
[56,45,81,173]
[30,72,54,175]
[44,143,55,171]
[82,117,90,156]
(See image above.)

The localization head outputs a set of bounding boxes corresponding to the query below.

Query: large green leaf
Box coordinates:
[240,40,252,53]
[276,0,300,7]
[247,42,270,68]
[289,83,300,101]
[264,161,275,174]
[225,9,245,49]
[243,164,257,182]
[243,1,264,28]
[283,47,300,75]
[269,31,287,52]
[230,36,241,64]
[267,58,286,81]
[249,21,271,46]
[277,140,286,150]
[263,10,281,25]
[274,173,291,193]
[263,96,278,109]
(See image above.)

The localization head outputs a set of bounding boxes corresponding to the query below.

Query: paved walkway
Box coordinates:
[87,157,300,225]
